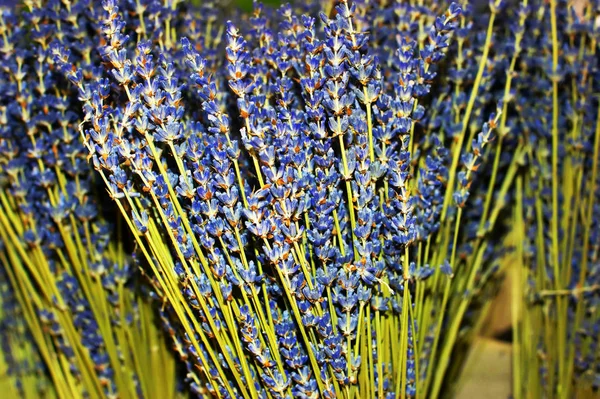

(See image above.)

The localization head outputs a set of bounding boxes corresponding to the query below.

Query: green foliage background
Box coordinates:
[191,0,281,12]
[237,0,281,9]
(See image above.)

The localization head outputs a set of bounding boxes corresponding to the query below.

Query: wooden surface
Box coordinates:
[455,338,512,399]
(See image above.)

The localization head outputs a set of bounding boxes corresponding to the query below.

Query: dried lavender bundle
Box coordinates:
[0,265,55,399]
[51,0,521,396]
[0,2,180,398]
[509,0,600,397]
[0,0,597,397]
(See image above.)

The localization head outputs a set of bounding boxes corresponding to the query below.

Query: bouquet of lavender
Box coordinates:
[0,265,55,398]
[508,0,600,397]
[0,2,180,398]
[0,0,598,398]
[51,0,520,396]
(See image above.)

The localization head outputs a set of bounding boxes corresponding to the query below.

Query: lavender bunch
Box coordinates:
[0,3,180,398]
[0,265,54,398]
[47,0,528,396]
[4,0,597,398]
[507,0,600,397]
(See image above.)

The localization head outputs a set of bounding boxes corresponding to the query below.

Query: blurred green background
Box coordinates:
[191,0,289,11]
[239,0,282,5]
[190,0,282,12]
[236,0,281,11]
